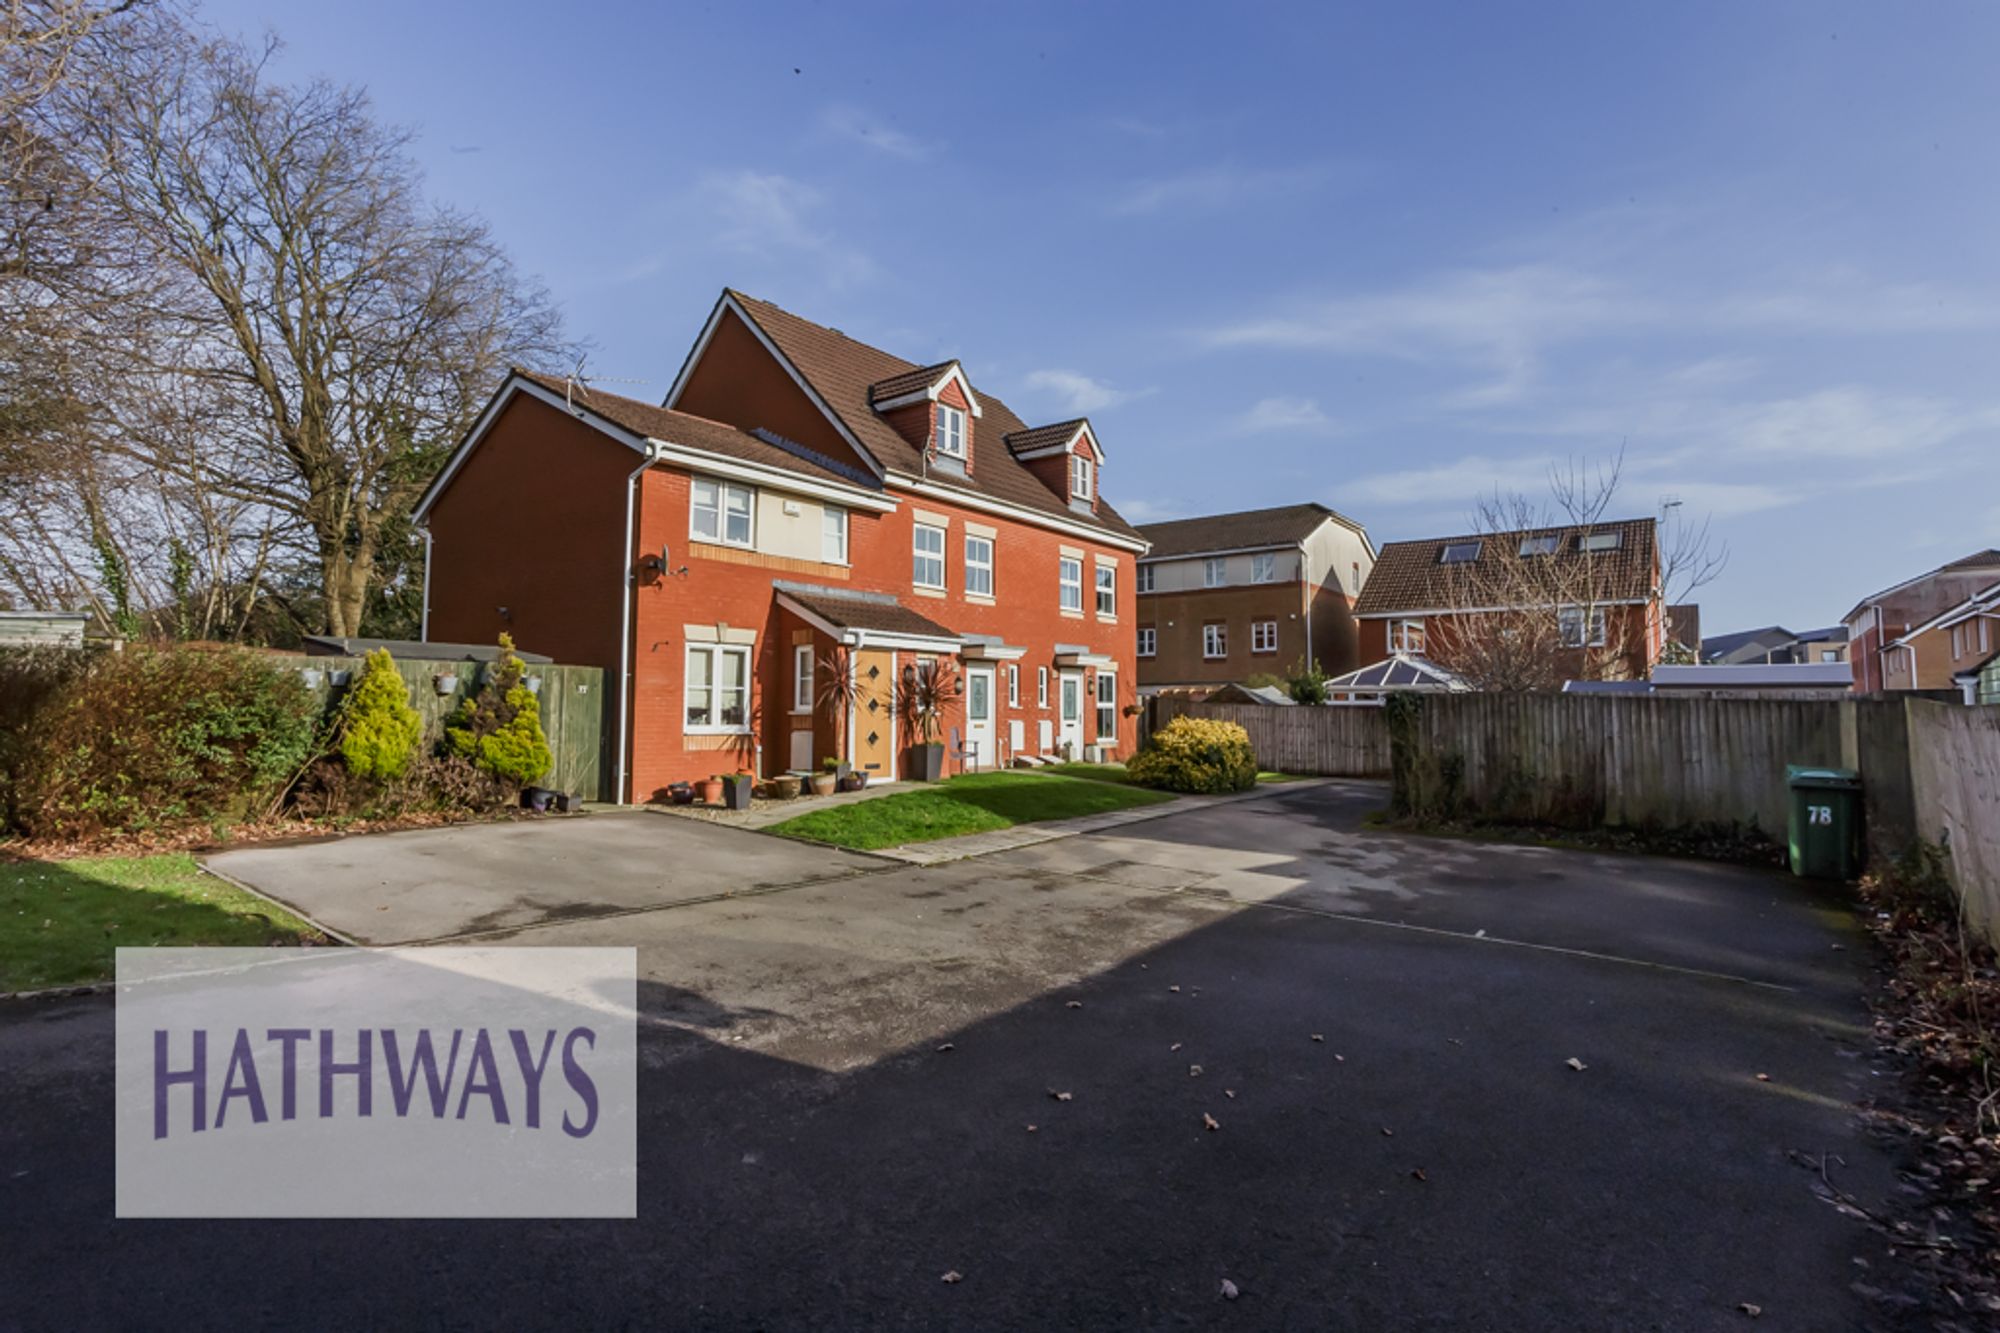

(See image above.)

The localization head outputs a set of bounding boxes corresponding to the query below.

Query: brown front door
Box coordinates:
[854,649,896,778]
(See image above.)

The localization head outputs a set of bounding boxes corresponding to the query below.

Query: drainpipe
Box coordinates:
[1298,540,1313,669]
[418,525,434,643]
[613,443,664,805]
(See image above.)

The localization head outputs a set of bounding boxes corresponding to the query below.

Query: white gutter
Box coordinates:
[613,443,664,805]
[1299,540,1313,666]
[419,526,434,642]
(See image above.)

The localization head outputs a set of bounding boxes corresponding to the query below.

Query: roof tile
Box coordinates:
[1353,518,1657,617]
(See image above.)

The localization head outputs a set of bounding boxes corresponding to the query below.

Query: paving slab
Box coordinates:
[203,812,884,945]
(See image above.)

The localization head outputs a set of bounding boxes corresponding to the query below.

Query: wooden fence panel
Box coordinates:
[1148,699,1392,777]
[271,655,607,800]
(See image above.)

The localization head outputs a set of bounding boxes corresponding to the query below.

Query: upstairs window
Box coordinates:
[1203,557,1226,588]
[1202,623,1227,658]
[936,404,966,458]
[1390,618,1426,653]
[692,477,754,548]
[822,505,848,564]
[1070,454,1093,500]
[1518,535,1559,557]
[965,534,994,597]
[913,524,946,589]
[1059,557,1083,611]
[1252,553,1276,583]
[1559,606,1608,648]
[1137,564,1156,593]
[1137,626,1156,657]
[1095,564,1117,616]
[1439,541,1481,564]
[1579,531,1622,553]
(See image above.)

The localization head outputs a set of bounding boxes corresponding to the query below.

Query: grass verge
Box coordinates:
[1,853,327,992]
[1047,761,1311,787]
[766,770,1173,851]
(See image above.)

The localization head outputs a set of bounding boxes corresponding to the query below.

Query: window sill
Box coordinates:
[1095,615,1118,624]
[964,593,995,606]
[685,726,752,737]
[1059,609,1084,619]
[690,536,756,554]
[912,585,946,599]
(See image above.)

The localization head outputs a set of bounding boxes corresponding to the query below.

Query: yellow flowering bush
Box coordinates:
[1127,716,1257,794]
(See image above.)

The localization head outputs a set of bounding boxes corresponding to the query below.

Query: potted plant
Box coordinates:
[667,781,695,805]
[696,774,724,805]
[768,773,802,800]
[900,657,960,782]
[809,759,839,796]
[840,767,869,793]
[722,771,755,811]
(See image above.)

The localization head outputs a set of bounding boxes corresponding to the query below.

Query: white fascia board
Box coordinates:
[859,629,966,653]
[654,443,897,512]
[414,375,647,523]
[872,363,984,418]
[960,642,1028,661]
[1355,598,1650,619]
[887,473,1148,553]
[664,292,886,481]
[1009,421,1103,463]
[1139,541,1299,565]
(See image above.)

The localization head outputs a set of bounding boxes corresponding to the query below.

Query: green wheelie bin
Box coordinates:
[1785,765,1863,880]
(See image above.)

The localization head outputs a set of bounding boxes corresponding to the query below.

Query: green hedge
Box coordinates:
[1127,716,1257,794]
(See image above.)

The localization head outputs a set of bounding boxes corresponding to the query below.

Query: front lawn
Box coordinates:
[765,770,1173,851]
[0,853,326,992]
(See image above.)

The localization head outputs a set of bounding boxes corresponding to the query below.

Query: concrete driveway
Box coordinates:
[3,783,1920,1328]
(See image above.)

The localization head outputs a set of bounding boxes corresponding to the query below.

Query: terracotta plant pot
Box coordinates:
[808,772,838,797]
[695,777,724,805]
[769,774,802,800]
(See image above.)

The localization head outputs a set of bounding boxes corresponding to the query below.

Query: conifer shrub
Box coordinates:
[339,649,422,780]
[1126,716,1257,794]
[444,634,552,786]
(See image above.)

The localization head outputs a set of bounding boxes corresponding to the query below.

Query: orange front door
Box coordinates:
[854,649,896,778]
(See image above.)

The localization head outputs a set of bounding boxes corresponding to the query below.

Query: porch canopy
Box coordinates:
[773,582,964,653]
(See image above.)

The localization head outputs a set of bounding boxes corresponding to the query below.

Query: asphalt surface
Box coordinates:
[1,783,1911,1330]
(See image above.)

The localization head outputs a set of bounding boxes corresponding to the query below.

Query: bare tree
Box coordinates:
[31,16,570,635]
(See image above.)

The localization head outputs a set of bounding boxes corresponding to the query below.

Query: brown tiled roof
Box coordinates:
[1002,420,1089,456]
[775,584,960,640]
[1138,503,1365,560]
[725,291,1142,543]
[515,370,870,490]
[1353,517,1658,617]
[867,362,957,404]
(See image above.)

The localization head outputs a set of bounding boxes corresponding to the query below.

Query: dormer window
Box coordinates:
[1439,541,1481,564]
[936,405,966,459]
[1070,453,1093,500]
[1580,531,1622,553]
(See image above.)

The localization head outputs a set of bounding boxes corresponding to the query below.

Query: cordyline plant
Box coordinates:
[814,646,863,764]
[899,656,961,746]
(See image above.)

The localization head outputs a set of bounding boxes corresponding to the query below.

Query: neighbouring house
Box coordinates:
[1664,603,1702,661]
[0,610,89,649]
[1843,549,2000,693]
[1323,653,1470,703]
[417,289,1146,801]
[1700,624,1849,666]
[301,636,554,663]
[1132,503,1375,696]
[1925,583,2000,704]
[1564,662,1853,697]
[1351,517,1664,688]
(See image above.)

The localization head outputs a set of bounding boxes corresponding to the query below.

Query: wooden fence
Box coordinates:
[1906,701,2000,942]
[272,655,607,800]
[1151,698,1391,776]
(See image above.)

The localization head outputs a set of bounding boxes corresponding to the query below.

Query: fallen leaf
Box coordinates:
[1225,1089,1236,1099]
[1566,1058,1587,1072]
[1219,1278,1240,1300]
[1311,1033,1324,1043]
[1411,1168,1427,1182]
[942,1270,962,1285]
[1189,1064,1203,1077]
[1334,1054,1345,1063]
[1381,1127,1394,1137]
[1737,1303,1761,1317]
[1065,1000,1082,1009]
[935,1042,954,1053]
[1049,1089,1073,1102]
[1203,1113,1221,1131]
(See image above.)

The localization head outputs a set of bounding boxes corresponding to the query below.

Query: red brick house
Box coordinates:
[1841,549,2000,694]
[414,290,1146,802]
[1352,518,1665,687]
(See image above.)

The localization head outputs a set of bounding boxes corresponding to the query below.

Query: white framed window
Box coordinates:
[685,643,751,733]
[1038,666,1049,707]
[792,644,813,713]
[1070,453,1093,500]
[1580,531,1622,553]
[936,404,966,458]
[1137,627,1156,657]
[1007,664,1019,707]
[1202,623,1227,659]
[822,505,848,564]
[1095,671,1117,740]
[1059,556,1083,611]
[1251,620,1278,653]
[1559,606,1608,648]
[1982,618,1993,653]
[1203,557,1226,588]
[1439,541,1480,564]
[1821,649,1839,663]
[1518,535,1559,557]
[692,477,754,548]
[1953,625,1964,657]
[913,523,946,589]
[1251,552,1276,583]
[1137,564,1156,593]
[1095,564,1116,616]
[965,534,994,597]
[1390,618,1426,653]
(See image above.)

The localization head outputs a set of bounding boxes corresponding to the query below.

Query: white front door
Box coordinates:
[965,665,995,770]
[1057,671,1084,758]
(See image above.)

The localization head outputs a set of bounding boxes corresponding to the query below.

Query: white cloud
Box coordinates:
[694,169,873,286]
[819,105,936,160]
[1108,164,1328,218]
[1237,396,1330,432]
[1114,497,1186,523]
[1021,369,1152,415]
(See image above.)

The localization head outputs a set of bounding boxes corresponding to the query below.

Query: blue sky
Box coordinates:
[204,1,2000,632]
